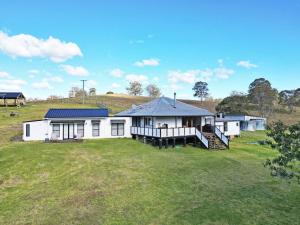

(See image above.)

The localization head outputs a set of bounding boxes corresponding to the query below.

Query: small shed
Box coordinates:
[0,92,26,106]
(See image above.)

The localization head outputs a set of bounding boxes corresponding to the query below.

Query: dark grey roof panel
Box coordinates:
[115,97,213,117]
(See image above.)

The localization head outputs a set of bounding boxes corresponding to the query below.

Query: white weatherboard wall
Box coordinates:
[22,120,50,141]
[215,121,240,137]
[23,117,132,141]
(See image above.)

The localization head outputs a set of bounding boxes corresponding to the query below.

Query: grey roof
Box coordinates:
[216,118,240,122]
[224,115,266,121]
[115,97,214,117]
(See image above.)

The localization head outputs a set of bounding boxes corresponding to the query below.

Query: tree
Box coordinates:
[248,78,278,117]
[69,87,80,98]
[279,90,295,113]
[69,87,88,98]
[146,84,161,97]
[193,81,209,102]
[216,91,249,114]
[126,81,143,96]
[89,88,96,96]
[264,121,300,183]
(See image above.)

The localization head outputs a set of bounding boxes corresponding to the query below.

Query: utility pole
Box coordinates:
[80,79,87,104]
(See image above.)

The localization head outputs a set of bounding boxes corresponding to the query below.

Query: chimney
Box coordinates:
[173,92,176,108]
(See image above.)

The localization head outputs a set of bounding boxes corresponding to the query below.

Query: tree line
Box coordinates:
[214,78,300,117]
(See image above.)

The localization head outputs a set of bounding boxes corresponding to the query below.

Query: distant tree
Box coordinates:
[193,81,209,102]
[75,89,87,98]
[69,87,80,98]
[279,90,295,113]
[146,84,161,97]
[106,91,114,94]
[293,88,300,106]
[248,78,278,117]
[264,121,300,183]
[216,91,249,114]
[126,81,143,96]
[89,88,96,96]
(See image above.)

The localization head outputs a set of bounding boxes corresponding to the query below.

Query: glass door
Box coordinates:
[63,124,69,139]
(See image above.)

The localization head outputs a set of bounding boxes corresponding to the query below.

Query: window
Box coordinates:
[52,124,60,138]
[77,124,84,138]
[111,123,124,136]
[236,122,239,127]
[26,124,30,137]
[92,123,100,137]
[144,117,152,127]
[224,122,228,132]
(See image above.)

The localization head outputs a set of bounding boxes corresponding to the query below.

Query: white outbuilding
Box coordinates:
[23,108,131,141]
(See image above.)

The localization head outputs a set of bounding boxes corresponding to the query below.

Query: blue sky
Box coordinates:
[0,0,299,99]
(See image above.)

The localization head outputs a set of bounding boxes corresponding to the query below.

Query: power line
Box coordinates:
[80,80,87,104]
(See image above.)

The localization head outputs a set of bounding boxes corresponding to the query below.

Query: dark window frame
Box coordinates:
[26,124,30,137]
[111,123,124,136]
[77,123,84,137]
[224,122,228,132]
[92,122,100,137]
[52,124,60,138]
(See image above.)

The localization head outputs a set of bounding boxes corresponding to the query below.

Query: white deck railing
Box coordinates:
[214,126,229,147]
[131,126,196,138]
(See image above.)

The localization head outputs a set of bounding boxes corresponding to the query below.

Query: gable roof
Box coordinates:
[0,92,25,99]
[44,108,109,118]
[115,97,213,117]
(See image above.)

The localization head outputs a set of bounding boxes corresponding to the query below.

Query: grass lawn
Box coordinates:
[0,133,299,225]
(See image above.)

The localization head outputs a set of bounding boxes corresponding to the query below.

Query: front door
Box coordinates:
[63,124,74,139]
[182,117,195,127]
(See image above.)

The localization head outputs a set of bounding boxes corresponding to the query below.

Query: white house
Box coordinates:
[23,96,232,149]
[23,108,131,141]
[115,96,229,149]
[222,115,267,131]
[215,118,240,138]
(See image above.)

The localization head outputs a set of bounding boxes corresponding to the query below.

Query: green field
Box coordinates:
[0,102,300,225]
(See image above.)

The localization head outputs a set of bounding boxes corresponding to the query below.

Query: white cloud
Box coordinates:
[214,67,235,79]
[126,74,148,83]
[168,61,235,87]
[168,69,213,84]
[0,79,27,91]
[134,58,160,67]
[110,68,124,77]
[0,71,10,78]
[237,60,258,69]
[61,65,89,76]
[32,80,53,89]
[111,83,121,88]
[0,31,82,62]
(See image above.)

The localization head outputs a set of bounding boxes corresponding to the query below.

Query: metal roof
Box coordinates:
[115,96,214,117]
[0,92,25,99]
[224,115,266,121]
[45,108,109,118]
[216,118,240,122]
